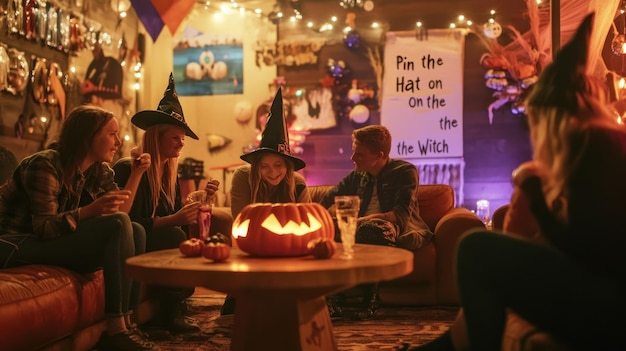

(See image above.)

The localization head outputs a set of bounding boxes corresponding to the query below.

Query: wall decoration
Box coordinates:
[206,134,232,153]
[172,25,243,96]
[381,29,465,159]
[254,39,326,67]
[290,87,337,130]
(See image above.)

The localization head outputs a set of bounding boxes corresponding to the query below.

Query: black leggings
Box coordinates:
[7,213,143,317]
[457,230,626,351]
[145,225,193,300]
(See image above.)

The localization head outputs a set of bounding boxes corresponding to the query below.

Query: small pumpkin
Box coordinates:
[307,238,336,259]
[202,242,231,262]
[232,202,334,257]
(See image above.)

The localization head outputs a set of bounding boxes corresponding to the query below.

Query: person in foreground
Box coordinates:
[0,105,156,350]
[399,13,626,351]
[114,73,221,333]
[224,87,310,315]
[322,124,433,320]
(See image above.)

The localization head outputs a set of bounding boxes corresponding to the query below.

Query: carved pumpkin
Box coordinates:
[232,202,334,257]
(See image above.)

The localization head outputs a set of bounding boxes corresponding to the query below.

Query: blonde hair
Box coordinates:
[249,152,296,203]
[526,75,619,206]
[142,125,179,216]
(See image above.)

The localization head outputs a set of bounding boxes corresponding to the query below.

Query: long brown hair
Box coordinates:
[56,105,114,191]
[142,124,179,216]
[249,152,296,203]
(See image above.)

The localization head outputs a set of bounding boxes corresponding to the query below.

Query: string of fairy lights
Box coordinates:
[197,0,549,38]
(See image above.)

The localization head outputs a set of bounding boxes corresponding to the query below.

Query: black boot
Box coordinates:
[326,295,343,319]
[355,283,379,320]
[220,295,236,316]
[160,298,200,333]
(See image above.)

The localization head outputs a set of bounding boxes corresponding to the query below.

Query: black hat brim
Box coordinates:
[132,110,199,140]
[240,148,306,171]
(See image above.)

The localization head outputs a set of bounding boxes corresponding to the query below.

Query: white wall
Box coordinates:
[140,6,277,188]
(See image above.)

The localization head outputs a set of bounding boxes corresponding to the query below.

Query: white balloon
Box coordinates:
[234,101,253,123]
[350,104,370,124]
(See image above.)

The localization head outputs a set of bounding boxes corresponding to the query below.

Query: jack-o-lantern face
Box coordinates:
[232,202,334,257]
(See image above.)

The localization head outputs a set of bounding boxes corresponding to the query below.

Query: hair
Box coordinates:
[56,105,115,191]
[249,152,296,203]
[352,125,392,157]
[525,72,620,207]
[142,124,179,216]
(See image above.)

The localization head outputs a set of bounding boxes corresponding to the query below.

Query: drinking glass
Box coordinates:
[187,190,215,241]
[476,199,491,226]
[334,195,360,259]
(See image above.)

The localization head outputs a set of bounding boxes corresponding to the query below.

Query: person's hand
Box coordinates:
[130,146,151,173]
[204,179,220,199]
[84,190,132,217]
[175,202,201,225]
[503,187,540,239]
[512,161,547,187]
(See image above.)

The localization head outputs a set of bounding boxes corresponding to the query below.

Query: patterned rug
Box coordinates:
[139,295,459,351]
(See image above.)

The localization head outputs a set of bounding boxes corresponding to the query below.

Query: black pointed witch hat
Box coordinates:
[131,73,199,139]
[240,88,306,171]
[526,12,595,115]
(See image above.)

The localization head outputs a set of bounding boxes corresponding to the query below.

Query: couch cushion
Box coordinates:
[417,185,454,231]
[0,265,104,351]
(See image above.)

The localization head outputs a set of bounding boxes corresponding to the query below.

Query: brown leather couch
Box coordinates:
[307,184,485,306]
[0,265,106,351]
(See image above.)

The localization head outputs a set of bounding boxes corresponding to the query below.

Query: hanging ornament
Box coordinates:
[328,59,345,79]
[344,30,360,49]
[350,104,370,124]
[339,0,364,9]
[343,12,360,49]
[483,10,502,39]
[612,34,626,56]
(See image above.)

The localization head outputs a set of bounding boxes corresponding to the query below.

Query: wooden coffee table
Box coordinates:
[126,244,413,351]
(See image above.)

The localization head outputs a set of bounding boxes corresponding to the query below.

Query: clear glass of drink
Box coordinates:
[334,195,360,259]
[476,199,491,227]
[187,190,215,241]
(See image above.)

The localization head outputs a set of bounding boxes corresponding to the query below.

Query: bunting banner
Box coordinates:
[131,0,196,42]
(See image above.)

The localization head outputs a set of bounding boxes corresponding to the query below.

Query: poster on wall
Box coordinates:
[381,29,465,159]
[290,87,337,130]
[172,25,243,96]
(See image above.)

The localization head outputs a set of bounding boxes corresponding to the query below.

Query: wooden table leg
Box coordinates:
[230,292,337,351]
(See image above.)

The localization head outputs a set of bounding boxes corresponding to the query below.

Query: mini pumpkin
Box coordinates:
[202,242,231,262]
[307,238,336,259]
[232,202,334,257]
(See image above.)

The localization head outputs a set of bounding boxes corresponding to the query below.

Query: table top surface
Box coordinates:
[126,244,413,292]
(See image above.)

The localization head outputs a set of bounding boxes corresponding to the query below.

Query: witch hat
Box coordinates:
[240,87,306,170]
[526,13,594,115]
[131,73,199,139]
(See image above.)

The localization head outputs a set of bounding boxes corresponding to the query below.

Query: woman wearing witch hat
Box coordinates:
[220,87,311,315]
[400,13,626,351]
[113,73,224,333]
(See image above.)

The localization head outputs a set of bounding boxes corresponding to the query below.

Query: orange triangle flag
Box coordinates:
[151,0,196,36]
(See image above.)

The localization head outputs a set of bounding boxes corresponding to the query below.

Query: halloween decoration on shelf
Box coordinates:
[232,203,334,257]
[6,48,29,96]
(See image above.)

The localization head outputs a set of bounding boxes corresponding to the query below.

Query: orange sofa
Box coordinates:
[0,265,106,351]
